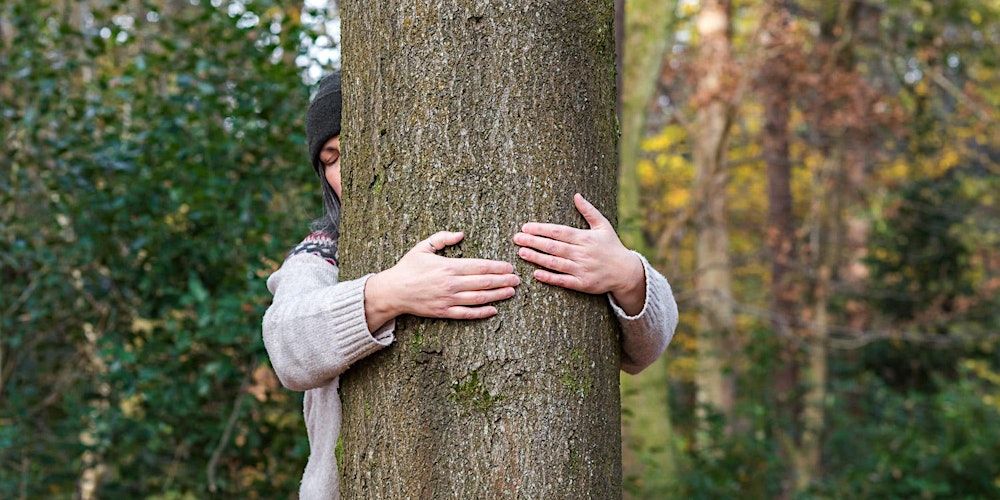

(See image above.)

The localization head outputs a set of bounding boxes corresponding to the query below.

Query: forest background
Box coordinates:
[1,0,997,498]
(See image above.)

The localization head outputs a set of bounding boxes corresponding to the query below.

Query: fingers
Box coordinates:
[574,193,608,230]
[451,287,516,306]
[443,305,498,320]
[449,258,515,275]
[512,232,577,259]
[520,222,585,244]
[533,268,585,291]
[450,273,521,292]
[419,231,464,254]
[516,247,581,275]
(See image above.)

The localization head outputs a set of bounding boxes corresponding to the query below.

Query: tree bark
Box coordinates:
[692,0,736,431]
[337,1,622,497]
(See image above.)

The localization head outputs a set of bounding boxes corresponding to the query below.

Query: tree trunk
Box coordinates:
[337,1,622,497]
[692,0,736,432]
[618,0,677,489]
[759,5,808,495]
[617,0,673,255]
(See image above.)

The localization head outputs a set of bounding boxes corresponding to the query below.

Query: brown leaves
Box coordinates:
[245,364,282,403]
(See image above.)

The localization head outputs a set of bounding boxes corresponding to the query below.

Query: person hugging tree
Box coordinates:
[261,71,679,499]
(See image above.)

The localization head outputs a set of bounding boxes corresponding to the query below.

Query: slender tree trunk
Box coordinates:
[762,7,796,375]
[338,1,622,497]
[787,2,868,491]
[795,153,840,493]
[692,0,736,433]
[617,0,673,255]
[618,0,677,489]
[759,5,811,495]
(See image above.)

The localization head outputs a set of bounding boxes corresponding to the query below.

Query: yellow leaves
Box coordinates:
[726,157,766,215]
[131,316,162,334]
[966,359,1000,386]
[641,124,687,152]
[637,158,657,188]
[666,188,691,211]
[742,101,764,135]
[165,203,191,231]
[639,153,693,212]
[679,0,699,18]
[671,356,698,382]
[883,147,963,184]
[963,359,1000,413]
[120,393,146,419]
[936,148,961,174]
[915,80,930,96]
[262,406,298,428]
[880,159,911,185]
[871,247,897,265]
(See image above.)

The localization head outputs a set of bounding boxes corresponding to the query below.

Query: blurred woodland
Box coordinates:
[2,0,998,498]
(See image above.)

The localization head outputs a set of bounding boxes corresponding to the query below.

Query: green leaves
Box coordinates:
[1,0,322,496]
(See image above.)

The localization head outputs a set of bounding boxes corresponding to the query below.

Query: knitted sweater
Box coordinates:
[261,231,679,499]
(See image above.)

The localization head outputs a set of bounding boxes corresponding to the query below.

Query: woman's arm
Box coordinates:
[262,253,397,391]
[605,250,679,375]
[263,230,519,391]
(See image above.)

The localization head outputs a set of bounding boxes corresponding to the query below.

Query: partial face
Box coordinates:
[320,135,341,200]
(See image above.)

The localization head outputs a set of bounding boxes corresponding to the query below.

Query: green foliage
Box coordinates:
[820,367,1000,498]
[1,0,332,495]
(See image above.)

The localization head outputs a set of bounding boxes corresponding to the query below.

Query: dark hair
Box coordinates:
[308,168,340,260]
[305,71,342,260]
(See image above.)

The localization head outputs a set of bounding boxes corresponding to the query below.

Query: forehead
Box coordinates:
[323,136,340,149]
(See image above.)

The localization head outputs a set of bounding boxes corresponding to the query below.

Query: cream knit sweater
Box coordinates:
[261,235,678,499]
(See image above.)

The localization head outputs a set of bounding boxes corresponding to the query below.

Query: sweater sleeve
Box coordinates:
[607,250,679,375]
[261,252,396,391]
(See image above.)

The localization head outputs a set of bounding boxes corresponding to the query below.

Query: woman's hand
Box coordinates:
[366,231,520,323]
[512,193,646,313]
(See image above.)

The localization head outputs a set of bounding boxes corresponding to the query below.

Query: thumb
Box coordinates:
[419,230,464,253]
[574,193,608,229]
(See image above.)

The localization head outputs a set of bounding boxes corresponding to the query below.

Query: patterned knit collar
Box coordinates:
[287,230,338,266]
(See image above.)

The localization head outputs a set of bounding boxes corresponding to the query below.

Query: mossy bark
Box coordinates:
[337,0,622,497]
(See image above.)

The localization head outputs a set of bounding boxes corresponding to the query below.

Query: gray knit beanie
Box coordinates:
[305,71,342,179]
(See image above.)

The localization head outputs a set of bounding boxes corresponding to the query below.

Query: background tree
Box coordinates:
[618,0,680,493]
[691,0,738,432]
